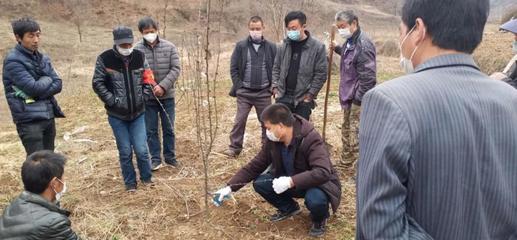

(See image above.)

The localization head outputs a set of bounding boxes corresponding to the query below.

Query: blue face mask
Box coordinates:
[287,30,301,41]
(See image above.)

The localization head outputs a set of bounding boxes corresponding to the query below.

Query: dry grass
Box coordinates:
[0,3,513,240]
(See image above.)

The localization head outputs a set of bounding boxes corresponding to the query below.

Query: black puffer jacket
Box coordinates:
[0,191,79,239]
[2,44,65,124]
[92,47,147,121]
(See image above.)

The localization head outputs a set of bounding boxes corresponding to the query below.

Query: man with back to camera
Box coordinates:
[356,0,517,239]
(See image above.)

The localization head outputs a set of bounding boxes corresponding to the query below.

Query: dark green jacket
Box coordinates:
[0,191,79,240]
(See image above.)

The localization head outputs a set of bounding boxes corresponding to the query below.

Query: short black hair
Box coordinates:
[284,11,307,28]
[261,103,295,127]
[11,17,40,39]
[21,151,66,194]
[138,16,159,32]
[401,0,489,54]
[249,16,264,25]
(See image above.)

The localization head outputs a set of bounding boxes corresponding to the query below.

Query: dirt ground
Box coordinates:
[0,10,513,240]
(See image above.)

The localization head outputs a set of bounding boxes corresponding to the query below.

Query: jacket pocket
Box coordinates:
[23,100,48,113]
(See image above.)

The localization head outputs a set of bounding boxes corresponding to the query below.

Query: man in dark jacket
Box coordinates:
[272,11,328,120]
[2,17,65,156]
[331,10,376,168]
[224,16,277,157]
[0,151,79,239]
[135,17,181,170]
[92,26,153,192]
[214,104,341,237]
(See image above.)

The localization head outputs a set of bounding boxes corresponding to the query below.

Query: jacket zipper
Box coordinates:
[123,63,134,117]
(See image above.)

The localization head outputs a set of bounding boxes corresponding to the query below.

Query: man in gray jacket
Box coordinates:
[224,16,277,157]
[0,151,79,239]
[135,17,181,170]
[357,0,517,239]
[272,11,328,120]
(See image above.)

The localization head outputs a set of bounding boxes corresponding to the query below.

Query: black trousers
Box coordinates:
[276,96,315,120]
[16,119,56,156]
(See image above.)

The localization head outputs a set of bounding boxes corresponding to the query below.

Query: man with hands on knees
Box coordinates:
[214,103,341,238]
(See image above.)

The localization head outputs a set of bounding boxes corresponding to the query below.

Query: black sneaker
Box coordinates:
[309,219,327,237]
[164,159,179,168]
[269,205,301,222]
[151,162,162,171]
[125,184,137,193]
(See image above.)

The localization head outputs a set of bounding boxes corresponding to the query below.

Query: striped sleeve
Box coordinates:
[355,89,432,240]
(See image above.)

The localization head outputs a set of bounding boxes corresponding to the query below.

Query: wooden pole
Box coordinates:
[322,25,337,142]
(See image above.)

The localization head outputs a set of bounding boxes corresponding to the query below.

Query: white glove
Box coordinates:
[272,176,293,194]
[212,186,232,207]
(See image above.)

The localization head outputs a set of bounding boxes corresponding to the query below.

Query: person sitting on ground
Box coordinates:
[0,151,79,239]
[213,103,341,238]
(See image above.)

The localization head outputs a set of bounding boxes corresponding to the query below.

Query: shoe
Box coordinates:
[151,162,163,171]
[269,205,301,222]
[164,159,179,168]
[125,184,137,193]
[309,219,327,237]
[142,179,155,187]
[222,149,240,158]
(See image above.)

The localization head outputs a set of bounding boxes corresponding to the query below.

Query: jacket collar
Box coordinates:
[15,44,41,60]
[20,191,71,216]
[415,53,479,73]
[247,36,265,45]
[348,27,362,45]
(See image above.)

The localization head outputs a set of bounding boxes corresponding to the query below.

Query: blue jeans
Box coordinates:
[145,98,176,164]
[108,114,152,186]
[253,173,330,222]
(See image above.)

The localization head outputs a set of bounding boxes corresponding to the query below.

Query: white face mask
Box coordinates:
[117,45,134,56]
[143,33,158,43]
[513,40,517,54]
[399,25,419,74]
[52,178,67,203]
[250,31,263,42]
[266,129,281,142]
[338,28,352,39]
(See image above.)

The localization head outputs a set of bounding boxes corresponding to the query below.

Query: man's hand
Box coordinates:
[212,186,232,207]
[153,85,165,97]
[329,40,337,51]
[272,176,293,194]
[303,93,314,102]
[272,87,279,98]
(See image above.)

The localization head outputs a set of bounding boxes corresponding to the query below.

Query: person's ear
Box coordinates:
[414,18,427,45]
[51,177,62,192]
[14,34,21,43]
